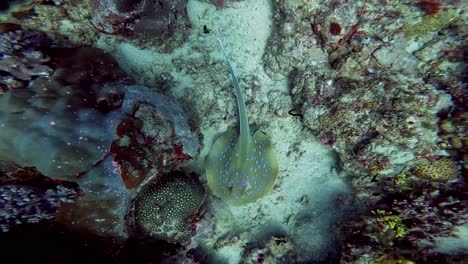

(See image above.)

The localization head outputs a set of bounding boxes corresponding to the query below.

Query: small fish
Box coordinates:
[206,38,279,205]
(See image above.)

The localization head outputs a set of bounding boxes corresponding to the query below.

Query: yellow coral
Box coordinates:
[403,11,459,37]
[411,157,458,182]
[395,173,408,185]
[373,210,408,238]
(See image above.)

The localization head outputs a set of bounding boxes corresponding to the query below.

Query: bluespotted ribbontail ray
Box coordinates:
[206,39,279,205]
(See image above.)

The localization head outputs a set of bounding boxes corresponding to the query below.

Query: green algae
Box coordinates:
[403,11,460,38]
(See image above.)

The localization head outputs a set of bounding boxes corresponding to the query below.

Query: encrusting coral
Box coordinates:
[411,157,459,182]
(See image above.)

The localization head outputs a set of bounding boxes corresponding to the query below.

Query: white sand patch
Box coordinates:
[187,0,273,77]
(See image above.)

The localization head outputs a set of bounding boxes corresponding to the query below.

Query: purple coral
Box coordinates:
[0,184,78,232]
[392,184,468,249]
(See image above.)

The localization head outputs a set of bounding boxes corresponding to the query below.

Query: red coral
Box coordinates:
[338,23,360,46]
[213,0,225,8]
[330,22,342,35]
[419,1,441,15]
[172,144,192,162]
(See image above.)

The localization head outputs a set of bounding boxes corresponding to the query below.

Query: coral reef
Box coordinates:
[295,73,449,180]
[0,23,201,240]
[126,171,205,244]
[0,0,465,262]
[391,184,467,247]
[0,161,79,232]
[403,10,460,37]
[0,1,97,45]
[264,0,466,186]
[411,157,459,182]
[92,0,191,51]
[0,185,67,232]
[101,83,200,189]
[438,110,467,177]
[260,2,467,262]
[0,24,52,91]
[0,38,199,186]
[371,253,415,264]
[338,175,467,263]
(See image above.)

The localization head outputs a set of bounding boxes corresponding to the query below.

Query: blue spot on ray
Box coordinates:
[205,39,279,205]
[206,127,279,205]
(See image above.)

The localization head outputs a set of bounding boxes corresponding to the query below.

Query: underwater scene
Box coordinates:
[0,0,466,263]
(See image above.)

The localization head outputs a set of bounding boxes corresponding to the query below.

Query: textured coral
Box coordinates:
[411,157,459,182]
[127,171,205,244]
[0,25,50,54]
[2,1,97,46]
[0,26,52,91]
[338,177,467,263]
[0,161,79,232]
[91,0,190,51]
[391,183,468,247]
[0,185,56,232]
[438,110,467,177]
[101,84,200,189]
[0,42,200,186]
[263,0,466,183]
